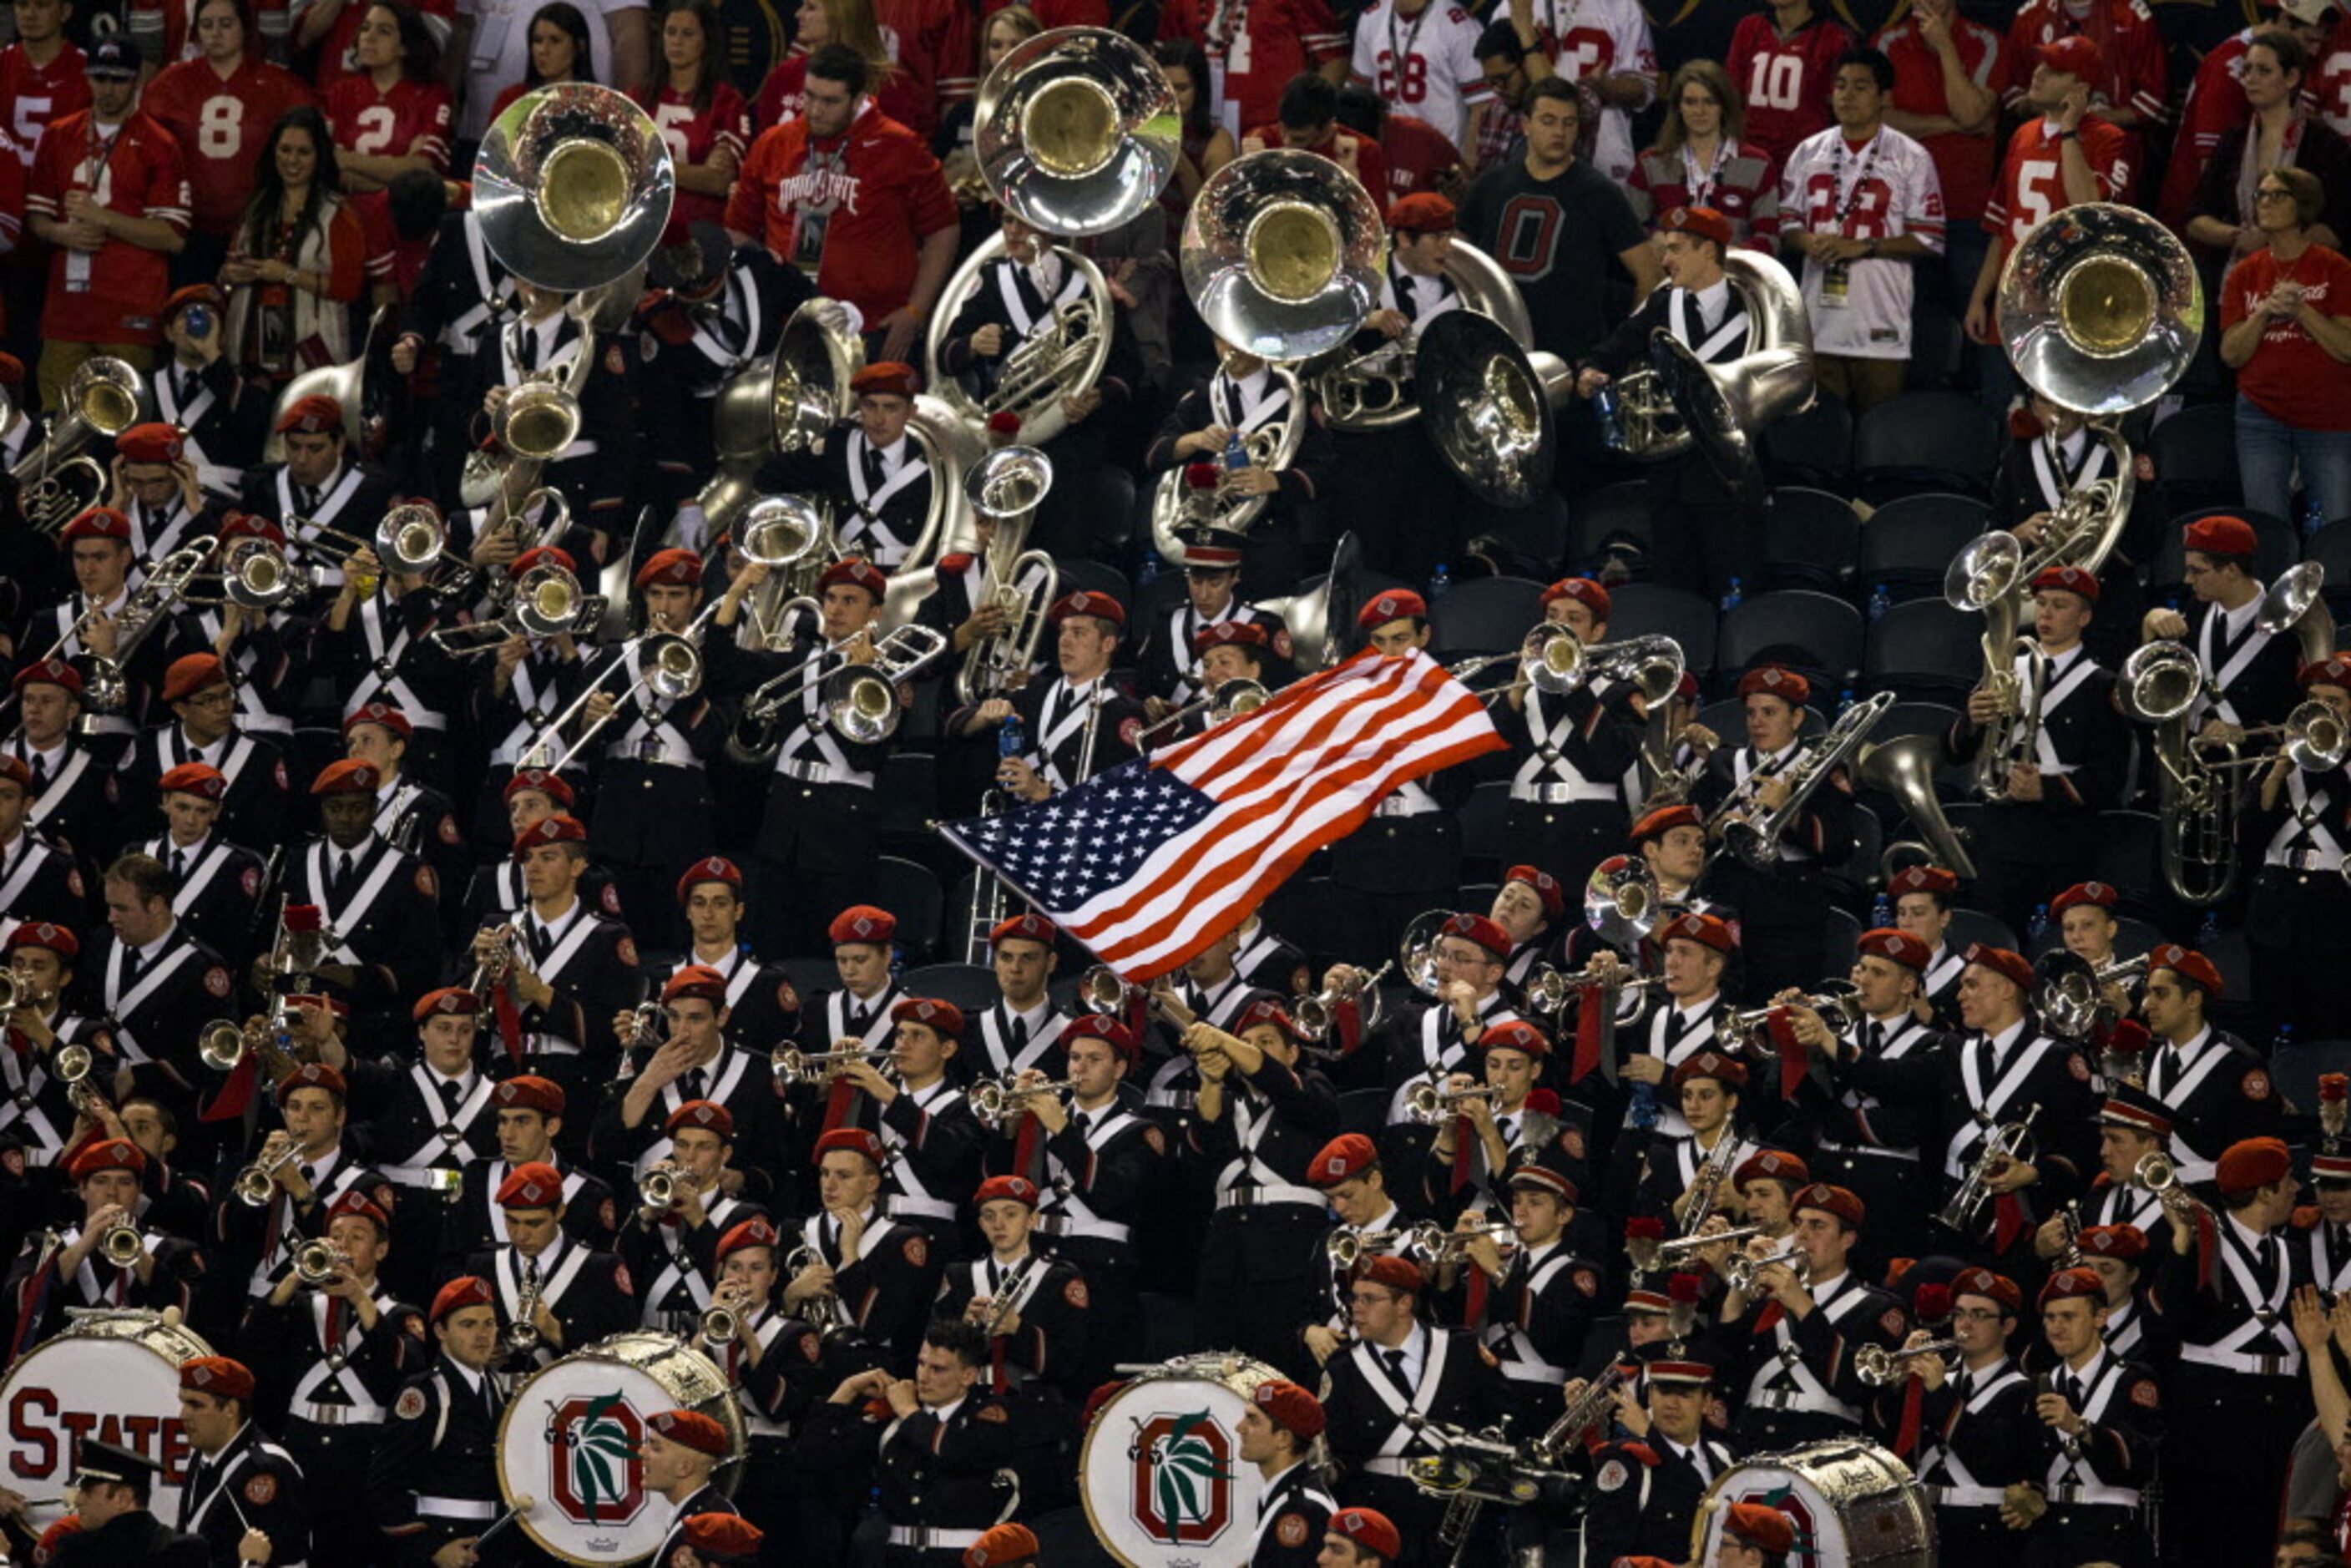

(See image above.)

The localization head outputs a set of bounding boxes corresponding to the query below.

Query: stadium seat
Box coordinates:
[1717,589,1865,690]
[1818,907,1862,981]
[1570,479,1654,572]
[1465,491,1570,579]
[2272,1038,2351,1108]
[1760,488,1860,593]
[1428,575,1546,659]
[1857,494,1992,603]
[875,857,945,963]
[1605,584,1719,675]
[2147,402,2242,513]
[780,957,839,1004]
[1863,599,1982,704]
[1030,1510,1118,1568]
[1458,882,1500,915]
[1853,392,2002,503]
[2306,519,2351,615]
[1088,465,1139,554]
[898,962,999,1010]
[1055,559,1134,621]
[1905,302,1966,391]
[1339,1085,1391,1138]
[1945,907,2019,955]
[2089,811,2165,915]
[2152,508,2297,597]
[1759,387,1853,493]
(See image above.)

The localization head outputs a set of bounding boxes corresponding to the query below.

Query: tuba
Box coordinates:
[1853,731,1979,880]
[1413,307,1578,508]
[1595,247,1816,483]
[695,297,867,538]
[1309,240,1531,432]
[474,84,676,292]
[925,235,1112,448]
[12,357,147,532]
[1179,149,1387,365]
[263,305,392,463]
[953,446,1059,704]
[1997,202,2204,421]
[974,27,1179,238]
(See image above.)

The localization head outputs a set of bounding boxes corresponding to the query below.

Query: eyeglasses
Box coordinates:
[1347,1290,1398,1306]
[1950,1307,2004,1323]
[2257,188,2298,203]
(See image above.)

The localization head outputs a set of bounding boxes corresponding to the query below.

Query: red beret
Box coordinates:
[1191,620,1269,657]
[431,1275,495,1323]
[2183,514,2257,556]
[1793,1181,1866,1229]
[0,352,23,386]
[496,1161,566,1208]
[1888,864,1958,899]
[963,1523,1038,1568]
[274,393,344,436]
[2077,1223,2149,1261]
[676,856,741,903]
[1352,1253,1423,1293]
[505,767,575,807]
[1963,943,2034,993]
[1385,191,1457,234]
[156,761,228,802]
[1328,1509,1402,1562]
[1659,205,1735,248]
[1671,1050,1747,1090]
[1854,927,1931,972]
[818,557,889,600]
[2050,881,2116,915]
[276,1062,346,1105]
[513,814,587,857]
[1629,805,1703,844]
[716,1216,781,1262]
[4,922,78,960]
[1738,665,1810,705]
[1951,1266,2021,1311]
[1049,589,1126,628]
[1723,1502,1797,1555]
[0,756,28,793]
[115,422,185,464]
[2148,943,2223,999]
[326,1190,392,1235]
[1658,911,1737,954]
[2038,1265,2105,1307]
[646,1409,729,1457]
[660,968,726,1009]
[2038,33,2101,76]
[163,283,225,322]
[162,653,230,703]
[1504,863,1565,918]
[975,1174,1041,1209]
[11,658,82,695]
[511,544,577,581]
[493,1075,566,1115]
[1441,912,1512,959]
[681,1515,763,1559]
[2307,654,2351,690]
[179,1357,255,1402]
[1233,996,1304,1042]
[69,1138,146,1180]
[1068,1012,1139,1060]
[665,1099,735,1139]
[58,508,132,544]
[2217,1135,2293,1195]
[1482,1018,1550,1058]
[814,1127,886,1168]
[1358,589,1427,629]
[1251,1378,1327,1439]
[988,912,1058,948]
[635,548,704,589]
[1507,1162,1578,1201]
[2031,564,2101,603]
[849,362,918,399]
[1734,1149,1808,1190]
[1309,1132,1379,1187]
[309,758,378,797]
[343,701,412,741]
[893,995,966,1038]
[828,904,897,946]
[218,511,286,546]
[411,986,483,1021]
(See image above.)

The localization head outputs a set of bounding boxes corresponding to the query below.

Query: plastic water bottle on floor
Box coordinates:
[2197,909,2222,947]
[1720,577,1743,615]
[2026,903,2051,946]
[1629,1079,1660,1130]
[1868,582,1893,623]
[1429,563,1451,601]
[1870,889,1893,928]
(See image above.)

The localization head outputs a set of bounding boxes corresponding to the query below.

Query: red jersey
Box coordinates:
[302,0,455,94]
[1982,113,2130,250]
[1626,138,1782,246]
[129,0,291,69]
[726,101,958,326]
[2311,14,2351,137]
[1726,11,1855,169]
[2222,244,2351,429]
[2158,31,2252,228]
[143,55,316,235]
[636,82,751,228]
[754,54,929,138]
[2001,0,2166,127]
[0,43,92,170]
[324,74,454,171]
[871,0,977,139]
[1874,13,2005,220]
[1241,122,1388,209]
[1379,113,1459,204]
[0,129,23,306]
[1159,0,1347,141]
[27,109,192,345]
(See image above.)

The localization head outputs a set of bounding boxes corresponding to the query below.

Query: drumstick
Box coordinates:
[476,1495,535,1547]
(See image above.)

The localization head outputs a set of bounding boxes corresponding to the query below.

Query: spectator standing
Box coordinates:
[2219,166,2351,529]
[869,0,976,142]
[293,0,453,94]
[483,0,597,127]
[1875,0,2001,312]
[1347,0,1487,154]
[1725,0,1855,169]
[142,0,315,285]
[2159,0,2341,230]
[1156,0,1345,143]
[753,0,926,135]
[1625,58,1782,250]
[323,0,451,296]
[129,0,294,78]
[221,106,366,387]
[2187,30,2351,268]
[634,0,745,232]
[1501,0,1656,183]
[453,0,648,146]
[2000,0,2166,163]
[0,0,91,180]
[1469,20,1527,175]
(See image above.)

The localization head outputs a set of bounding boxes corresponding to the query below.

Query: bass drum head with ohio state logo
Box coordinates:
[1078,1353,1283,1568]
[1688,1438,1934,1568]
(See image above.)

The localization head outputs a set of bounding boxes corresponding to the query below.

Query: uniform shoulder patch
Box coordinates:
[396,1385,428,1419]
[66,868,84,898]
[1595,1458,1629,1493]
[901,1234,928,1267]
[1064,1277,1090,1308]
[1272,629,1294,662]
[776,980,801,1013]
[1571,1267,1598,1297]
[240,865,260,896]
[599,1197,617,1233]
[1275,1513,1309,1547]
[2243,1069,2272,1101]
[1879,1307,1907,1338]
[2131,1378,2160,1409]
[205,966,232,999]
[612,1261,633,1295]
[604,343,628,375]
[976,1401,1009,1424]
[2066,1052,2091,1083]
[601,884,623,915]
[416,865,438,899]
[273,758,289,789]
[243,1473,276,1506]
[616,937,640,967]
[1142,1125,1167,1156]
[437,814,463,846]
[798,1331,823,1363]
[1559,1125,1587,1161]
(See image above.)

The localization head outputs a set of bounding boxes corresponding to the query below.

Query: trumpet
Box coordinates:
[1428,1222,1516,1262]
[969,1075,1076,1129]
[2132,1151,2178,1192]
[1719,991,1864,1051]
[771,1044,892,1085]
[783,1242,845,1335]
[198,1017,303,1085]
[1853,1339,1960,1387]
[53,1042,105,1116]
[1292,960,1391,1041]
[1519,963,1664,1016]
[503,1269,544,1356]
[639,1161,684,1210]
[234,1144,306,1206]
[1625,1223,1762,1273]
[469,922,524,1001]
[700,1301,742,1345]
[99,1222,146,1268]
[1076,965,1192,1029]
[1723,1241,1810,1295]
[1402,1081,1499,1125]
[978,1252,1043,1338]
[293,1240,354,1284]
[1326,1222,1445,1269]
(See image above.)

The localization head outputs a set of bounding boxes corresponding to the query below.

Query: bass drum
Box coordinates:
[496,1331,746,1565]
[1080,1353,1287,1567]
[0,1308,214,1530]
[1691,1439,1936,1568]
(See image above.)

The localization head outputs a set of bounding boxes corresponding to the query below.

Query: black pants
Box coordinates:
[1192,1203,1323,1383]
[283,1416,391,1566]
[2161,1363,2306,1566]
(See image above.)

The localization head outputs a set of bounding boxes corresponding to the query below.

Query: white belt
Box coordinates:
[776,759,872,788]
[2269,847,2342,872]
[887,1526,983,1549]
[605,741,704,769]
[1034,1211,1130,1243]
[1510,781,1616,805]
[381,1163,468,1191]
[1499,1359,1569,1385]
[1749,1386,1858,1418]
[291,1400,383,1427]
[1815,1139,1923,1163]
[1373,797,1441,819]
[528,1038,584,1058]
[1215,1182,1327,1211]
[1922,1482,2008,1509]
[2179,1342,2298,1377]
[887,1196,958,1221]
[417,1498,498,1520]
[243,714,295,735]
[2048,1483,2138,1507]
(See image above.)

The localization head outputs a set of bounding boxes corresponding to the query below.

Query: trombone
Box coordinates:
[182,538,311,613]
[1449,627,1686,707]
[286,503,475,589]
[771,1044,893,1085]
[424,560,601,655]
[726,621,948,760]
[1135,678,1271,746]
[969,1075,1076,1129]
[513,602,719,772]
[1625,1223,1762,1273]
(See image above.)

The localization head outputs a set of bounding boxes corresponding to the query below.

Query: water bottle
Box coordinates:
[1838,685,1856,717]
[1868,582,1893,623]
[1135,548,1160,589]
[1223,429,1248,471]
[999,716,1026,759]
[2273,1023,2296,1060]
[2026,902,2051,946]
[1592,384,1625,451]
[1428,563,1451,601]
[1629,1079,1660,1131]
[182,302,213,341]
[2197,909,2222,947]
[1719,577,1743,615]
[1870,889,1893,928]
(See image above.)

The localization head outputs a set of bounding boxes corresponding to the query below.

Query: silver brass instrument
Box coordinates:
[696,298,864,537]
[736,495,842,647]
[184,538,311,613]
[726,621,949,761]
[1449,627,1685,709]
[1532,1361,1637,1464]
[468,921,524,1002]
[233,1144,306,1207]
[953,447,1059,703]
[1311,240,1531,432]
[700,1296,743,1346]
[1427,1222,1515,1262]
[11,357,146,532]
[1999,201,2204,421]
[771,1044,893,1086]
[1181,149,1385,365]
[2132,1150,2178,1193]
[926,235,1112,448]
[1625,1223,1762,1273]
[475,83,676,293]
[1939,1108,2040,1236]
[53,1042,104,1117]
[1711,690,1893,871]
[1147,364,1308,557]
[2122,640,2234,907]
[503,1269,544,1354]
[1326,1221,1446,1269]
[978,1252,1044,1337]
[974,27,1178,238]
[1135,677,1270,746]
[1403,1081,1499,1125]
[514,601,719,772]
[1854,730,1980,881]
[425,561,600,655]
[969,1075,1077,1129]
[1677,1132,1742,1236]
[1720,991,1864,1052]
[1398,908,1454,996]
[1585,858,1664,948]
[1853,1340,1961,1387]
[1412,306,1577,509]
[293,1240,353,1284]
[639,1161,682,1209]
[1723,1240,1811,1296]
[784,1242,845,1335]
[99,1223,147,1269]
[1293,960,1391,1041]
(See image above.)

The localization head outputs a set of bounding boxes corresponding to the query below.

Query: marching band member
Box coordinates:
[0,756,85,933]
[1304,1133,1433,1366]
[842,997,985,1248]
[2028,1265,2165,1567]
[696,1218,818,1555]
[2051,880,2138,1014]
[963,913,1067,1089]
[668,1515,764,1568]
[1451,1159,1600,1435]
[1567,807,1723,974]
[172,1354,310,1568]
[1427,1019,1585,1218]
[1870,1267,2036,1568]
[464,1161,635,1371]
[1332,594,1471,961]
[785,905,906,1158]
[938,1175,1090,1403]
[1493,579,1643,898]
[2301,1116,2351,1296]
[143,290,270,508]
[2142,514,2303,740]
[275,761,440,1028]
[133,763,265,962]
[1987,397,2152,661]
[1732,1148,1809,1251]
[1490,865,1569,998]
[597,966,781,1201]
[2139,944,2278,1186]
[0,923,114,1170]
[8,661,124,864]
[341,702,466,925]
[1612,911,1742,1141]
[365,1277,506,1565]
[619,1100,766,1333]
[1318,1509,1403,1568]
[237,396,396,591]
[958,589,1145,807]
[120,653,293,853]
[1145,926,1276,1119]
[163,517,314,748]
[462,549,592,841]
[107,421,222,563]
[463,771,624,933]
[4,1138,193,1343]
[802,363,936,570]
[643,1409,741,1567]
[341,988,496,1290]
[1319,1253,1506,1562]
[2052,1085,2171,1244]
[1577,1353,1738,1564]
[2076,1223,2166,1361]
[788,1128,945,1373]
[2247,655,2351,1040]
[1145,339,1334,599]
[1935,944,2098,1253]
[316,534,467,797]
[1335,911,1518,1126]
[1239,1379,1337,1568]
[1629,1050,1755,1227]
[49,1439,210,1565]
[1883,865,1964,1024]
[669,857,801,1052]
[91,852,236,1109]
[468,279,638,539]
[1138,537,1290,713]
[437,1076,617,1272]
[224,1064,397,1305]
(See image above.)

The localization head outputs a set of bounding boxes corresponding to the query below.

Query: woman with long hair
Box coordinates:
[635,0,746,227]
[322,0,453,198]
[486,1,599,124]
[1624,58,1779,248]
[754,0,924,129]
[1153,36,1234,244]
[221,106,367,382]
[935,3,1041,163]
[143,0,315,281]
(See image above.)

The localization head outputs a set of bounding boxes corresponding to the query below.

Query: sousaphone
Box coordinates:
[1603,248,1816,483]
[1308,240,1531,432]
[694,297,866,537]
[1998,200,2203,419]
[474,83,676,291]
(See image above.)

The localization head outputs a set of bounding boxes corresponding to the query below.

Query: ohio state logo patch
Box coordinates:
[396,1388,427,1419]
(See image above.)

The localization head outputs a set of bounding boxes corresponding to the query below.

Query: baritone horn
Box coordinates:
[12,357,146,532]
[1312,239,1532,431]
[953,446,1059,704]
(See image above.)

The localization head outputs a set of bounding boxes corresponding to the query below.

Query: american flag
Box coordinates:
[939,650,1503,978]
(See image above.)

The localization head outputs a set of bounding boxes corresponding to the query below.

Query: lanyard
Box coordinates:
[1682,140,1729,209]
[1387,0,1432,77]
[1827,130,1883,225]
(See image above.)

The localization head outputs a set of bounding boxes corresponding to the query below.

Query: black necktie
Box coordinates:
[865,447,887,488]
[988,1260,1004,1293]
[439,1080,463,1111]
[29,753,48,792]
[531,923,554,964]
[524,1255,540,1287]
[681,1070,705,1103]
[297,483,321,517]
[170,847,187,881]
[1010,1014,1030,1051]
[331,851,357,905]
[1381,1348,1413,1394]
[1071,1110,1092,1140]
[121,945,144,984]
[300,1163,317,1189]
[1866,1022,1886,1054]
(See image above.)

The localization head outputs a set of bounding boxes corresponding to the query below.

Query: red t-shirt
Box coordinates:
[1241,122,1388,210]
[2001,0,2167,128]
[306,0,456,95]
[0,43,93,170]
[1982,114,2129,249]
[0,128,23,332]
[1874,13,2005,220]
[1159,0,1347,140]
[1726,11,1855,169]
[28,109,192,345]
[1379,113,1459,204]
[2158,32,2252,228]
[726,102,958,326]
[143,55,316,234]
[872,0,977,139]
[2223,244,2351,429]
[636,81,751,228]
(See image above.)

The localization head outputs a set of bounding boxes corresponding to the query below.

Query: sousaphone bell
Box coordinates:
[475,83,677,291]
[974,26,1179,237]
[1180,149,1388,364]
[1998,201,2203,418]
